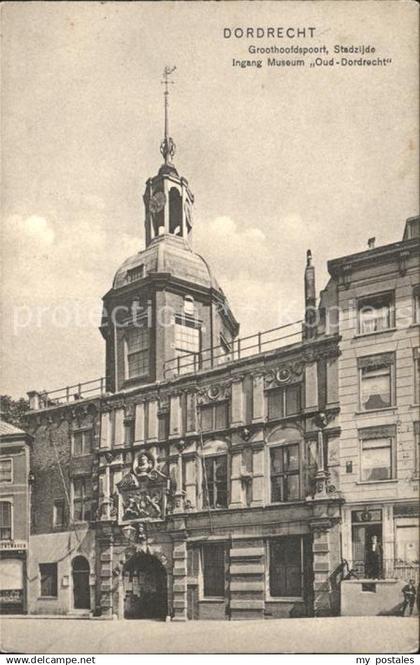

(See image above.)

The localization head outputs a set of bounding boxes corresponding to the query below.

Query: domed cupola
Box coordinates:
[100,67,239,393]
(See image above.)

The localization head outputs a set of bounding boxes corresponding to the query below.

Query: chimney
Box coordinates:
[304,250,317,339]
[368,237,376,249]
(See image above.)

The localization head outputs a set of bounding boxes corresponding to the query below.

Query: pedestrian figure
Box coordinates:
[365,535,382,579]
[401,579,416,616]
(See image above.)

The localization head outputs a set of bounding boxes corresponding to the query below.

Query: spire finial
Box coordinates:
[160,66,176,164]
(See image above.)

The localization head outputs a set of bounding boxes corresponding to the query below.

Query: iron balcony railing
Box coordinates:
[163,319,303,379]
[349,559,419,583]
[37,377,107,407]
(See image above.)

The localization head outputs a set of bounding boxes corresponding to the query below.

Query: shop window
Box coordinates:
[269,536,303,598]
[40,563,58,598]
[72,477,92,522]
[267,385,301,420]
[357,292,394,334]
[270,444,300,502]
[358,354,395,411]
[0,459,12,483]
[200,402,229,432]
[203,455,228,509]
[202,543,225,597]
[396,525,420,564]
[0,501,12,540]
[72,430,92,457]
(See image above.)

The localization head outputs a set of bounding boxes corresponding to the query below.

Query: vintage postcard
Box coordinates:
[0,0,419,657]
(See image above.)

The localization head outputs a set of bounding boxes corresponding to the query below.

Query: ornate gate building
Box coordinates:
[21,76,419,619]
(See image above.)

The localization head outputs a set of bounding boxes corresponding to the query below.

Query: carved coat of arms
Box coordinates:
[117,451,169,523]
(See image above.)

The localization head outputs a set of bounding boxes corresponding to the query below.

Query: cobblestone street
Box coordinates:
[0,616,418,654]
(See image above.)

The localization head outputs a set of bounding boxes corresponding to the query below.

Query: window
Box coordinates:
[218,334,232,364]
[200,402,229,432]
[72,430,92,457]
[126,265,144,283]
[202,543,225,597]
[125,325,150,378]
[124,419,134,446]
[203,455,228,509]
[415,422,420,477]
[158,412,169,441]
[267,385,301,420]
[0,459,12,483]
[72,477,92,522]
[414,349,420,404]
[358,354,395,411]
[413,286,420,324]
[269,536,303,598]
[395,525,419,564]
[0,501,12,540]
[358,292,394,334]
[270,444,300,502]
[53,500,66,528]
[174,316,201,374]
[39,563,57,597]
[359,426,396,481]
[183,295,195,316]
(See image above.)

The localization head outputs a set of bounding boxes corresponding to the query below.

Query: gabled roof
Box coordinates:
[0,420,27,437]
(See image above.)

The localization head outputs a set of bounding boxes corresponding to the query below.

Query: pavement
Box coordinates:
[0,616,419,654]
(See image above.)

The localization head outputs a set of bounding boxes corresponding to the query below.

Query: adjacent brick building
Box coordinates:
[0,421,32,614]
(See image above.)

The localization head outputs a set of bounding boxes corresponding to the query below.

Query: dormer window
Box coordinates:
[127,265,144,284]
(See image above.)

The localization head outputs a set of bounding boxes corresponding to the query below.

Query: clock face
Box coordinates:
[149,191,166,214]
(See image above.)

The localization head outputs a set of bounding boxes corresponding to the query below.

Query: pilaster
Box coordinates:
[171,537,188,621]
[229,537,265,620]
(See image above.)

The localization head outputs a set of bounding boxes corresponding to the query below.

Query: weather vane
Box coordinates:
[160,66,176,164]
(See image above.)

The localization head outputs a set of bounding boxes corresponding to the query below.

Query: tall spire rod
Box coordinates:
[160,65,176,164]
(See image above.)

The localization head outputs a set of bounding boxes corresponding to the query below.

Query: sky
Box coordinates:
[1,1,418,399]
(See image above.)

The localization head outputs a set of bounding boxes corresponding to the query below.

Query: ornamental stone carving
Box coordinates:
[264,361,304,388]
[196,381,232,405]
[302,345,340,363]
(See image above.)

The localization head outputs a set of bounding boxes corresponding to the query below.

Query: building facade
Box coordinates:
[326,217,420,615]
[0,421,32,614]
[19,97,419,619]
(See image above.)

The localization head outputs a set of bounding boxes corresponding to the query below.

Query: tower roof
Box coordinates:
[112,234,222,293]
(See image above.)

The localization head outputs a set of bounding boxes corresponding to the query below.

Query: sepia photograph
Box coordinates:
[0,0,419,657]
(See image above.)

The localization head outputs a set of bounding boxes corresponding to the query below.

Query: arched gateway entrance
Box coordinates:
[123,552,168,620]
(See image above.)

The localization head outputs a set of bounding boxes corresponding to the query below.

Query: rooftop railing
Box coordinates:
[163,319,303,379]
[33,377,107,409]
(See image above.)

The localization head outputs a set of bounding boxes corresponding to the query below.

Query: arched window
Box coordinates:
[0,501,12,540]
[184,295,195,316]
[169,188,182,236]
